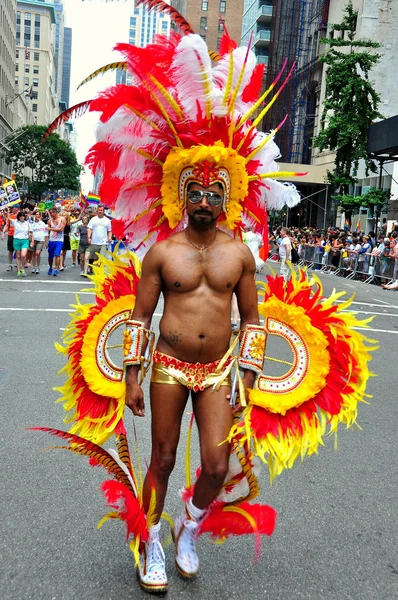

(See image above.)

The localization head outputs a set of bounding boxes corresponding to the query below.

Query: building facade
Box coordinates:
[53,0,64,101]
[61,26,71,108]
[0,0,17,179]
[16,0,58,126]
[171,0,244,55]
[241,0,272,66]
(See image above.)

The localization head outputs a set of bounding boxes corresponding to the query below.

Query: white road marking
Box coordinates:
[0,308,164,317]
[352,327,398,334]
[336,300,398,309]
[341,310,398,317]
[0,278,93,285]
[0,308,71,312]
[21,289,94,294]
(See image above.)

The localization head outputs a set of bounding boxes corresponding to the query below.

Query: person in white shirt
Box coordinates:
[31,211,48,274]
[279,227,291,282]
[243,224,264,273]
[83,204,112,276]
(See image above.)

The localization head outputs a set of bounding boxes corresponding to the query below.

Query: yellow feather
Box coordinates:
[223,49,235,107]
[76,62,128,90]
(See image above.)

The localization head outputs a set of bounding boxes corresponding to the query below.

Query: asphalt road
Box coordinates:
[0,245,397,600]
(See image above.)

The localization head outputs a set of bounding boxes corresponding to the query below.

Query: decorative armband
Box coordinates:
[123,320,145,368]
[239,324,267,374]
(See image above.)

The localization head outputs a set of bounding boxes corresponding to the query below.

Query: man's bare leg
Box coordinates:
[138,382,189,592]
[143,382,189,521]
[173,385,233,578]
[192,386,233,508]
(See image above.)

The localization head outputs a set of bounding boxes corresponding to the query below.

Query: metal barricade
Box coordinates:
[354,251,372,280]
[313,246,324,270]
[371,255,397,285]
[302,244,315,268]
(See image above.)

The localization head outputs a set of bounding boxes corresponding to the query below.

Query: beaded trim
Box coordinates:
[239,324,267,373]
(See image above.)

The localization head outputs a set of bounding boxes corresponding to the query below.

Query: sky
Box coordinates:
[64,0,133,192]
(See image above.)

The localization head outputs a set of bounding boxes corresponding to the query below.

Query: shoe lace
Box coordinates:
[181,518,198,551]
[146,539,165,573]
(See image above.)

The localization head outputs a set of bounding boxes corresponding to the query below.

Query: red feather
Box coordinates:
[199,501,277,539]
[101,480,149,543]
[219,31,238,56]
[42,100,92,140]
[241,64,265,103]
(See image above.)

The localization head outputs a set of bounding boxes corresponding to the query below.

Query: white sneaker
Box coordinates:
[137,534,168,594]
[173,509,199,578]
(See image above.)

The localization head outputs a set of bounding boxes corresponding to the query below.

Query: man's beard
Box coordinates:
[188,211,218,226]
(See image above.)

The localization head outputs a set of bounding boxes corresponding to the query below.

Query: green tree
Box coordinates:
[0,125,82,201]
[313,1,382,194]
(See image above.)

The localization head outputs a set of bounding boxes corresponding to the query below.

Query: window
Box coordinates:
[34,35,40,49]
[33,77,39,88]
[32,104,37,113]
[25,65,30,73]
[129,28,136,38]
[201,0,208,10]
[34,52,39,61]
[24,77,29,86]
[15,64,19,72]
[129,17,136,26]
[217,37,222,49]
[16,50,19,59]
[220,0,226,13]
[15,76,19,86]
[17,11,21,24]
[33,65,39,75]
[200,16,207,29]
[218,19,224,33]
[161,21,168,31]
[32,91,38,100]
[25,12,31,25]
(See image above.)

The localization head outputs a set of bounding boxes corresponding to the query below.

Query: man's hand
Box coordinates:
[125,380,145,417]
[227,370,256,416]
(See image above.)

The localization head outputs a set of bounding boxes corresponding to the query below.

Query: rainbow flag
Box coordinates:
[87,193,100,205]
[79,193,88,208]
[344,218,350,229]
[356,218,361,232]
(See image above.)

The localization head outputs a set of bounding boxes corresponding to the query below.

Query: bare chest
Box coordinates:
[161,247,242,293]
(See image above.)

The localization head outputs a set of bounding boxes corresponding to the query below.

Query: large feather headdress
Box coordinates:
[46,0,304,251]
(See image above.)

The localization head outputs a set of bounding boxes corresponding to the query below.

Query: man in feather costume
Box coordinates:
[39,0,376,595]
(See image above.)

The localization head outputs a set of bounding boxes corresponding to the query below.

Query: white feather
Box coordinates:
[171,34,214,120]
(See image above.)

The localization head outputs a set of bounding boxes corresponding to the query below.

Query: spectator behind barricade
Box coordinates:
[380,240,391,276]
[328,234,344,272]
[357,235,372,275]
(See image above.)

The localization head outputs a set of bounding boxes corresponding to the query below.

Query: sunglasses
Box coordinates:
[187,190,223,206]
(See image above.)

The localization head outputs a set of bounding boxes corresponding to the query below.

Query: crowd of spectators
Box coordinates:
[268,224,398,289]
[0,203,113,277]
